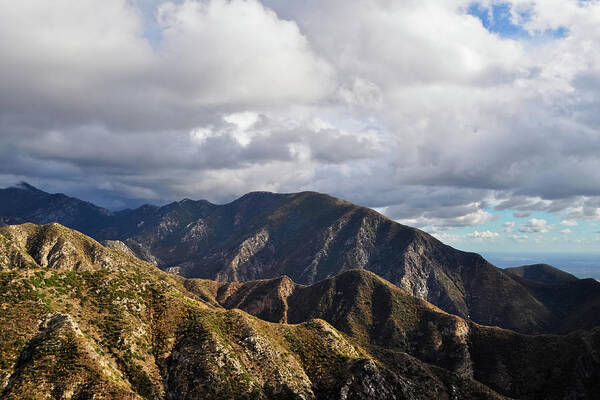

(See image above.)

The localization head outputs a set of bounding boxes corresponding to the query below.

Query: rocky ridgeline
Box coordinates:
[3,184,600,335]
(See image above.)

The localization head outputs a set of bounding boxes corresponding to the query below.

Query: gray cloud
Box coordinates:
[513,212,532,219]
[1,0,600,233]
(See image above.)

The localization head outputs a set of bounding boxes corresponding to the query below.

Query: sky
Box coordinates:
[1,0,600,253]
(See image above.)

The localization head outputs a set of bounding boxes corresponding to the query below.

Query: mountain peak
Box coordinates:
[0,223,138,272]
[234,191,290,202]
[13,181,45,193]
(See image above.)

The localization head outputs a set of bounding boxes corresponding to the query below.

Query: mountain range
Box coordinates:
[1,183,599,336]
[1,222,599,399]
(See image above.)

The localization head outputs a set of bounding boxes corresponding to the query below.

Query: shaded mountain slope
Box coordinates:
[505,264,579,285]
[0,184,566,335]
[0,223,505,399]
[0,183,112,233]
[505,264,600,333]
[192,270,600,400]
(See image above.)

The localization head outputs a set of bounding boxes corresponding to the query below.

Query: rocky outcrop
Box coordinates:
[215,228,272,282]
[103,240,137,258]
[0,223,121,271]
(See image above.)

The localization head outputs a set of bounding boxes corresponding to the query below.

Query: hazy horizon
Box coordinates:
[482,251,600,280]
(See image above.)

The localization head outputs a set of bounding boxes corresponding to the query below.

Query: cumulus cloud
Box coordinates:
[468,230,500,239]
[0,0,334,130]
[1,0,600,235]
[561,219,578,227]
[398,208,496,230]
[519,218,551,233]
[154,0,333,107]
[511,234,530,243]
[0,0,337,203]
[503,222,515,232]
[431,232,462,244]
[566,203,600,220]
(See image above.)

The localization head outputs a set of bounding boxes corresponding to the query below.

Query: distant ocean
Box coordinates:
[482,252,600,281]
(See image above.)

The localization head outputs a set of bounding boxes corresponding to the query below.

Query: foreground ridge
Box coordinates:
[0,223,506,399]
[0,223,599,399]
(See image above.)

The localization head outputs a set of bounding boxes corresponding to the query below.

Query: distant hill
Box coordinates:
[505,264,579,285]
[506,264,600,333]
[1,183,599,335]
[0,182,112,233]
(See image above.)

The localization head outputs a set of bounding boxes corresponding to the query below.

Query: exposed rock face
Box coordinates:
[203,275,297,323]
[0,223,511,400]
[103,240,137,258]
[215,228,271,281]
[0,223,119,271]
[2,223,599,399]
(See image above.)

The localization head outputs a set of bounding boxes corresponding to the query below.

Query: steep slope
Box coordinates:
[2,313,139,399]
[194,270,600,400]
[0,223,505,399]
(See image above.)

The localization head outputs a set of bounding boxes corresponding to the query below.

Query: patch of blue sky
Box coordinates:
[467,2,569,41]
[128,0,168,47]
[439,208,600,253]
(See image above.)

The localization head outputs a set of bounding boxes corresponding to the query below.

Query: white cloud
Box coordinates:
[396,207,496,230]
[567,205,600,221]
[561,228,572,234]
[511,234,530,243]
[155,0,333,107]
[431,232,462,244]
[519,218,551,233]
[0,0,333,132]
[560,219,578,227]
[337,78,383,109]
[503,221,515,232]
[456,209,497,226]
[468,230,500,239]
